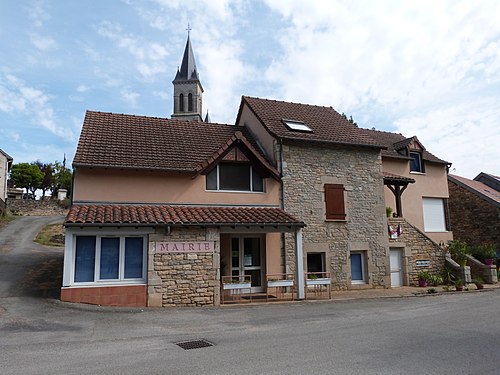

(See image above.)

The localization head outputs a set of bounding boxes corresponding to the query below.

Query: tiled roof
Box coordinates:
[383,172,415,183]
[65,204,305,227]
[74,111,270,172]
[238,96,385,149]
[448,174,500,207]
[361,129,449,164]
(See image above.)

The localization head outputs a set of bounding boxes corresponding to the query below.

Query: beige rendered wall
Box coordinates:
[73,168,280,206]
[237,105,277,164]
[382,158,452,244]
[0,154,7,200]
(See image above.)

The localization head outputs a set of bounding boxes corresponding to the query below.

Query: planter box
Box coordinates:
[306,278,331,286]
[268,280,294,288]
[223,283,251,290]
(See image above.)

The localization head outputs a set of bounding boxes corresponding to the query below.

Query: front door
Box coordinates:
[390,248,403,287]
[231,236,263,293]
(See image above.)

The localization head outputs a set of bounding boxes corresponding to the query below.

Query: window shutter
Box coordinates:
[324,184,346,220]
[422,198,446,232]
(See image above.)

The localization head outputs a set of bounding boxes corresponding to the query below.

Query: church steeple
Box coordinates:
[172,28,204,122]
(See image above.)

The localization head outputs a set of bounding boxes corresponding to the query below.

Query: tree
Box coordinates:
[9,163,44,197]
[33,161,54,199]
[52,161,72,197]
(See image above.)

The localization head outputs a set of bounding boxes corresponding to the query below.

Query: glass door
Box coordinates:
[231,236,263,293]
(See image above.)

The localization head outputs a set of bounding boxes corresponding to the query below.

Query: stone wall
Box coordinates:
[148,227,220,307]
[281,142,389,290]
[388,218,446,285]
[448,180,500,250]
[7,199,69,216]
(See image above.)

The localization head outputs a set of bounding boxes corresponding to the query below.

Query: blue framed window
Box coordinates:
[74,235,145,283]
[100,238,120,279]
[75,236,96,282]
[350,252,366,284]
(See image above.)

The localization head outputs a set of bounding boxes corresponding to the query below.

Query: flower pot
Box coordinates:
[484,258,494,266]
[418,279,428,287]
[458,259,467,267]
[455,285,464,291]
[475,284,484,290]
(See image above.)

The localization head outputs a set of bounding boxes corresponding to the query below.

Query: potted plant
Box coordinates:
[472,276,484,290]
[454,279,465,291]
[441,267,456,285]
[473,244,497,265]
[417,271,430,287]
[448,240,470,267]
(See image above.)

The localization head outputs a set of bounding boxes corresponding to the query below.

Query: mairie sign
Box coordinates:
[155,241,214,253]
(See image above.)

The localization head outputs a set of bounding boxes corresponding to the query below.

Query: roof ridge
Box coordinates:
[243,95,341,112]
[85,110,237,127]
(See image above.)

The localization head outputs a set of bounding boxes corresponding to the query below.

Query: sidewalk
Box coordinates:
[329,283,500,301]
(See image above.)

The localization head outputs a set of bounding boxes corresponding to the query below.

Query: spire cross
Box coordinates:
[186,23,192,37]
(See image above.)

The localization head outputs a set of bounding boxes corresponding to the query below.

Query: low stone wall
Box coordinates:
[388,218,446,285]
[7,199,68,216]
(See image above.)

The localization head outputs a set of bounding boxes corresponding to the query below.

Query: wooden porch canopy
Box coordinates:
[383,172,415,217]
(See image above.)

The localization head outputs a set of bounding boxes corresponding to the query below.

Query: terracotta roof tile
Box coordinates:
[383,172,416,183]
[74,111,268,172]
[238,96,384,149]
[448,174,500,206]
[361,128,449,164]
[65,204,305,227]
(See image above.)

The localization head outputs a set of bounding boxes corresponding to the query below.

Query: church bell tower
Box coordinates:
[172,28,204,122]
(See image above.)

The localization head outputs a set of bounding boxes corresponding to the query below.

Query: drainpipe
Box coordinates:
[278,138,287,275]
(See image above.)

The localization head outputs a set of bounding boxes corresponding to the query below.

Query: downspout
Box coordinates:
[278,138,287,274]
[70,167,75,205]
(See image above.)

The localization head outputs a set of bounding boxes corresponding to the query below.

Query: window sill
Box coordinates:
[206,189,265,194]
[69,280,147,287]
[325,219,347,222]
[409,171,426,175]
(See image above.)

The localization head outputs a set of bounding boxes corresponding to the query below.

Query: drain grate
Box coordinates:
[176,339,214,350]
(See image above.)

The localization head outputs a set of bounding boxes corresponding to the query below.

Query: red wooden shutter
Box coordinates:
[324,184,346,220]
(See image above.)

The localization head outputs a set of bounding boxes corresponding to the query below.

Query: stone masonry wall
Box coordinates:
[388,218,446,285]
[281,142,389,290]
[148,227,220,307]
[448,180,500,250]
[7,199,68,216]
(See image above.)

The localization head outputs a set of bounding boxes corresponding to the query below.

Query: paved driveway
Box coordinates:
[0,215,64,299]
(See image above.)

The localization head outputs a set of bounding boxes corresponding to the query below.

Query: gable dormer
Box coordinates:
[196,131,279,193]
[393,136,426,173]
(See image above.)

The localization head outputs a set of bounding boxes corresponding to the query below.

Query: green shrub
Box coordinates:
[448,240,470,265]
[470,243,496,263]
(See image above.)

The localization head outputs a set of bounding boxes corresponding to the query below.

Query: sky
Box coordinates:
[1,0,499,179]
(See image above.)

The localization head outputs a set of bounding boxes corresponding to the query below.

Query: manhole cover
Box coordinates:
[176,339,214,350]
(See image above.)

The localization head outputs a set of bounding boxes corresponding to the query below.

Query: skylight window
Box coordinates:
[282,119,313,132]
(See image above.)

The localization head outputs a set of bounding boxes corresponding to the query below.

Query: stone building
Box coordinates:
[62,34,454,306]
[0,149,13,215]
[236,97,390,290]
[448,173,499,250]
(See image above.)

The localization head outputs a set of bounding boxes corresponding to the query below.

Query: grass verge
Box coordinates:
[35,223,65,247]
[0,210,16,229]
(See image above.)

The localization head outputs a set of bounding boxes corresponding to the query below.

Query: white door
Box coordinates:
[390,249,403,287]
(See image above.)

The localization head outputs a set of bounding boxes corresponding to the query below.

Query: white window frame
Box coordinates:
[350,251,367,284]
[206,164,265,193]
[422,197,447,232]
[409,151,424,173]
[63,228,151,287]
[282,119,313,132]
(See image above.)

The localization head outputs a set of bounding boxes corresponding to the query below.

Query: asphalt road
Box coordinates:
[0,216,499,375]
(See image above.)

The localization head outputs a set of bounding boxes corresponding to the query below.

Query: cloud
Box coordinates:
[94,21,169,79]
[26,0,50,27]
[29,32,57,51]
[0,74,74,141]
[260,0,500,177]
[120,88,140,107]
[394,98,500,179]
